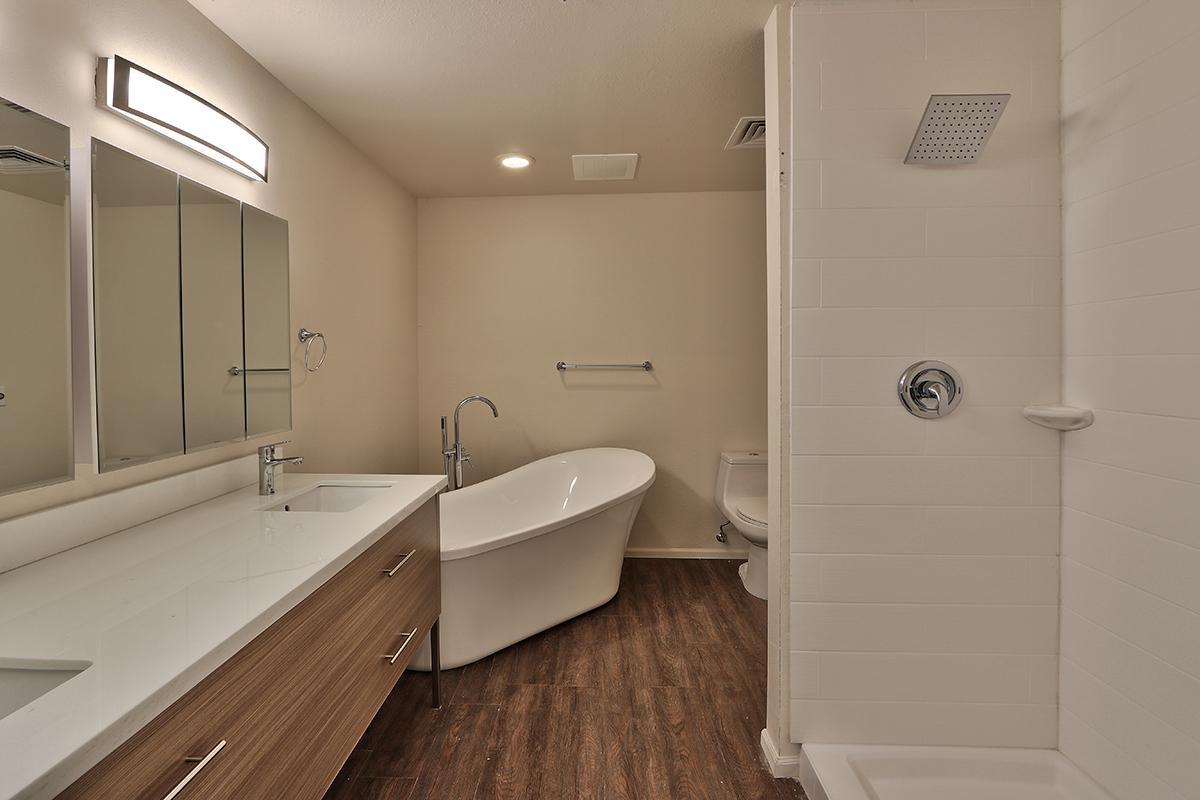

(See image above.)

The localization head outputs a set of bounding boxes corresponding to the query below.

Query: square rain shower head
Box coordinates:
[904,94,1010,165]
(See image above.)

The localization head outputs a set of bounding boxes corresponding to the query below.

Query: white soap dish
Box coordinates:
[1022,405,1095,432]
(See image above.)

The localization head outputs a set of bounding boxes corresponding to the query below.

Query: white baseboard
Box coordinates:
[761,728,802,780]
[625,547,749,559]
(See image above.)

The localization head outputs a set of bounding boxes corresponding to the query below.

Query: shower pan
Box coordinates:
[801,745,1114,800]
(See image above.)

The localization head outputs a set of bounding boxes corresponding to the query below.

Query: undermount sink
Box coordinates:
[0,658,92,720]
[267,483,392,513]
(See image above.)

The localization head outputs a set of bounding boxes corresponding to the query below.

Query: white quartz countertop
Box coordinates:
[0,473,446,800]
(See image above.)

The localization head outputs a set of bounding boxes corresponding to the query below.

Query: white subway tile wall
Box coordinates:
[788,0,1062,747]
[1061,3,1200,794]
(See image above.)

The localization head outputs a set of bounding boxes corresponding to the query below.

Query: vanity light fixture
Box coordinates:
[498,153,533,169]
[97,55,269,182]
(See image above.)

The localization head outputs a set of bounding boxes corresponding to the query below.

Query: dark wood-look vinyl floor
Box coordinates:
[324,558,806,800]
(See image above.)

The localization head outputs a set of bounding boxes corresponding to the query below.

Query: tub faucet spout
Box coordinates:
[442,395,499,490]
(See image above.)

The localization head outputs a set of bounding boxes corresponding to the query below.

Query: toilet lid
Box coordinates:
[735,497,768,527]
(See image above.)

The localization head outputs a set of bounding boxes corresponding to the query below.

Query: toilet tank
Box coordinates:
[715,450,768,520]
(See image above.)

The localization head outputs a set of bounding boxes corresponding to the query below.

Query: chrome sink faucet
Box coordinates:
[258,440,304,496]
[441,396,499,490]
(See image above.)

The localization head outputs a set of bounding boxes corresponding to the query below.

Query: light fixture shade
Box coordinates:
[98,56,269,182]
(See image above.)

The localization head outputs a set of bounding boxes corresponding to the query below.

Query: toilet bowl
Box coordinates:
[714,451,768,599]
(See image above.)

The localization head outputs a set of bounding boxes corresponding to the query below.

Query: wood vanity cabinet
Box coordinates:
[56,496,441,800]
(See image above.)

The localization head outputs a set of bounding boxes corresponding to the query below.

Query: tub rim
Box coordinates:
[438,447,656,561]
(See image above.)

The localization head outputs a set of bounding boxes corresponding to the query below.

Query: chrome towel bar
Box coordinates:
[556,361,653,372]
[228,366,290,376]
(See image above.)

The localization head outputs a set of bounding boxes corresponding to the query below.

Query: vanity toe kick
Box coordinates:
[56,496,441,800]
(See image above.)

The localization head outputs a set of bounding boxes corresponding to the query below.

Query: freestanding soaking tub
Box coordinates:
[410,447,655,670]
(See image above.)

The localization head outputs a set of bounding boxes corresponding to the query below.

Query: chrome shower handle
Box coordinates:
[899,362,963,419]
[918,380,948,411]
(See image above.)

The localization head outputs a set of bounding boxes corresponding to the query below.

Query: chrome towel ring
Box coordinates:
[298,327,327,373]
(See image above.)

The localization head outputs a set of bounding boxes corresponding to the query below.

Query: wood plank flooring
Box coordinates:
[324,558,805,800]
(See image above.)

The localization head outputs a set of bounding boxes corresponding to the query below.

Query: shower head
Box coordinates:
[904,94,1010,165]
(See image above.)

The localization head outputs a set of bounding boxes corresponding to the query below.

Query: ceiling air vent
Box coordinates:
[725,116,766,150]
[0,146,67,175]
[571,153,639,181]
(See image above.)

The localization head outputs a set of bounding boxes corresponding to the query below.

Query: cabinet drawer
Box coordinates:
[193,501,440,799]
[57,496,440,800]
[236,565,440,799]
[54,579,354,800]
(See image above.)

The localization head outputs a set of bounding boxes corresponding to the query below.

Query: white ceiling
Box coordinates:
[186,0,773,197]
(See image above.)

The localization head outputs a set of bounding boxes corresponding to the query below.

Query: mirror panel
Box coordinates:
[93,141,184,470]
[242,206,292,437]
[92,144,292,470]
[180,178,246,451]
[0,98,72,493]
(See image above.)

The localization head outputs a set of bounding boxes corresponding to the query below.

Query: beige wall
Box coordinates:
[0,0,418,525]
[418,191,766,554]
[1060,3,1200,798]
[787,0,1062,747]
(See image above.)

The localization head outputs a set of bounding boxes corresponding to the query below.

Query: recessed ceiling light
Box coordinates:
[498,153,533,169]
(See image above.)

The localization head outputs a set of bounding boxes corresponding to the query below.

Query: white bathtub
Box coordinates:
[801,745,1115,800]
[411,447,655,670]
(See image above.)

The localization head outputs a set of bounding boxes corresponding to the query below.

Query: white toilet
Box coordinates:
[714,450,768,599]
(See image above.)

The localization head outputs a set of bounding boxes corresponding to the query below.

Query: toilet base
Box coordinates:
[739,543,768,599]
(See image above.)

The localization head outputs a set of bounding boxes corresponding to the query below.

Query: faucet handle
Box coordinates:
[258,440,292,457]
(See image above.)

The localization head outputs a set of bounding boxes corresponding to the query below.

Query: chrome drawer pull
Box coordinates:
[383,629,419,665]
[382,549,417,577]
[164,739,226,800]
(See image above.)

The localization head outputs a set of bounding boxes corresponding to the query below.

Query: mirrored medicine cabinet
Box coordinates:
[0,97,73,496]
[93,140,292,472]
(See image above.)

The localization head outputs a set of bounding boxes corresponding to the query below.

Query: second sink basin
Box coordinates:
[268,483,392,513]
[0,658,92,721]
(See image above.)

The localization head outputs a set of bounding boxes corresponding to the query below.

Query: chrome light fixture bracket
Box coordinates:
[97,55,269,182]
